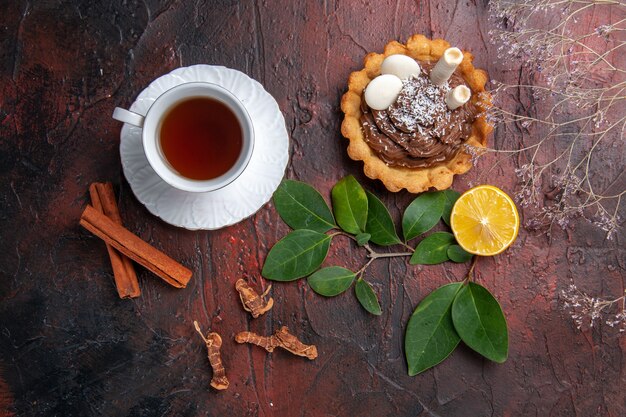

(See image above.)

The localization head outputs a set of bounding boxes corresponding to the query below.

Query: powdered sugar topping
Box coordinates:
[388,75,450,132]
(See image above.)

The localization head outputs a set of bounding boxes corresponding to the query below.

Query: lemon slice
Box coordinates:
[450,185,520,256]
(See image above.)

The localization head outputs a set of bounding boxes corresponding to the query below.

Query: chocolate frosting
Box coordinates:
[360,62,478,168]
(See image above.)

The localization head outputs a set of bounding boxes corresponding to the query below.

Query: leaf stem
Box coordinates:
[368,252,413,259]
[463,256,479,284]
[356,258,376,276]
[332,231,414,276]
[399,241,416,252]
[332,231,375,255]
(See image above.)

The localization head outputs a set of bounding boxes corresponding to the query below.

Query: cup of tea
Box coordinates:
[112,82,254,193]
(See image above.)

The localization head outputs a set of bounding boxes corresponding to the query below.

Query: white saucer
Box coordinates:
[119,65,290,230]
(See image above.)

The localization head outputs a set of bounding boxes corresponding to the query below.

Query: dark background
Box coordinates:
[1,1,624,416]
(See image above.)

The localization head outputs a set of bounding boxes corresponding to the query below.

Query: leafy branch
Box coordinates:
[262,177,469,312]
[262,177,510,374]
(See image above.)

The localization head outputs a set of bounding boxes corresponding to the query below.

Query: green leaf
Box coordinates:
[365,191,401,246]
[402,192,446,241]
[452,283,508,363]
[410,232,455,265]
[355,233,371,246]
[355,278,382,315]
[441,190,461,226]
[262,230,332,281]
[405,283,463,376]
[331,176,368,234]
[307,266,355,296]
[273,180,336,232]
[447,245,473,263]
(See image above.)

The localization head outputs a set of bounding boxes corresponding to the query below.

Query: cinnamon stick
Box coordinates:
[89,183,140,298]
[80,205,192,288]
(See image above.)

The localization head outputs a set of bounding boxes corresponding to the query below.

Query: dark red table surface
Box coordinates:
[1,1,624,416]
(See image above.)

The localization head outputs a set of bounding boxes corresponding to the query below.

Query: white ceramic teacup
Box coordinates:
[112,82,254,193]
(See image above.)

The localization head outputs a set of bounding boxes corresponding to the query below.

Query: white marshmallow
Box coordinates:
[364,74,403,110]
[445,85,471,110]
[381,54,421,80]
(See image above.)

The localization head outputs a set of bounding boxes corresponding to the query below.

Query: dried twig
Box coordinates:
[486,0,625,333]
[561,283,626,332]
[484,0,625,240]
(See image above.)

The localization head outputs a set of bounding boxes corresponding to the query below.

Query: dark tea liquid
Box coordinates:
[159,98,243,180]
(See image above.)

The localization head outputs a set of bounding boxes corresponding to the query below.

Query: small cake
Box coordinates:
[340,35,492,193]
